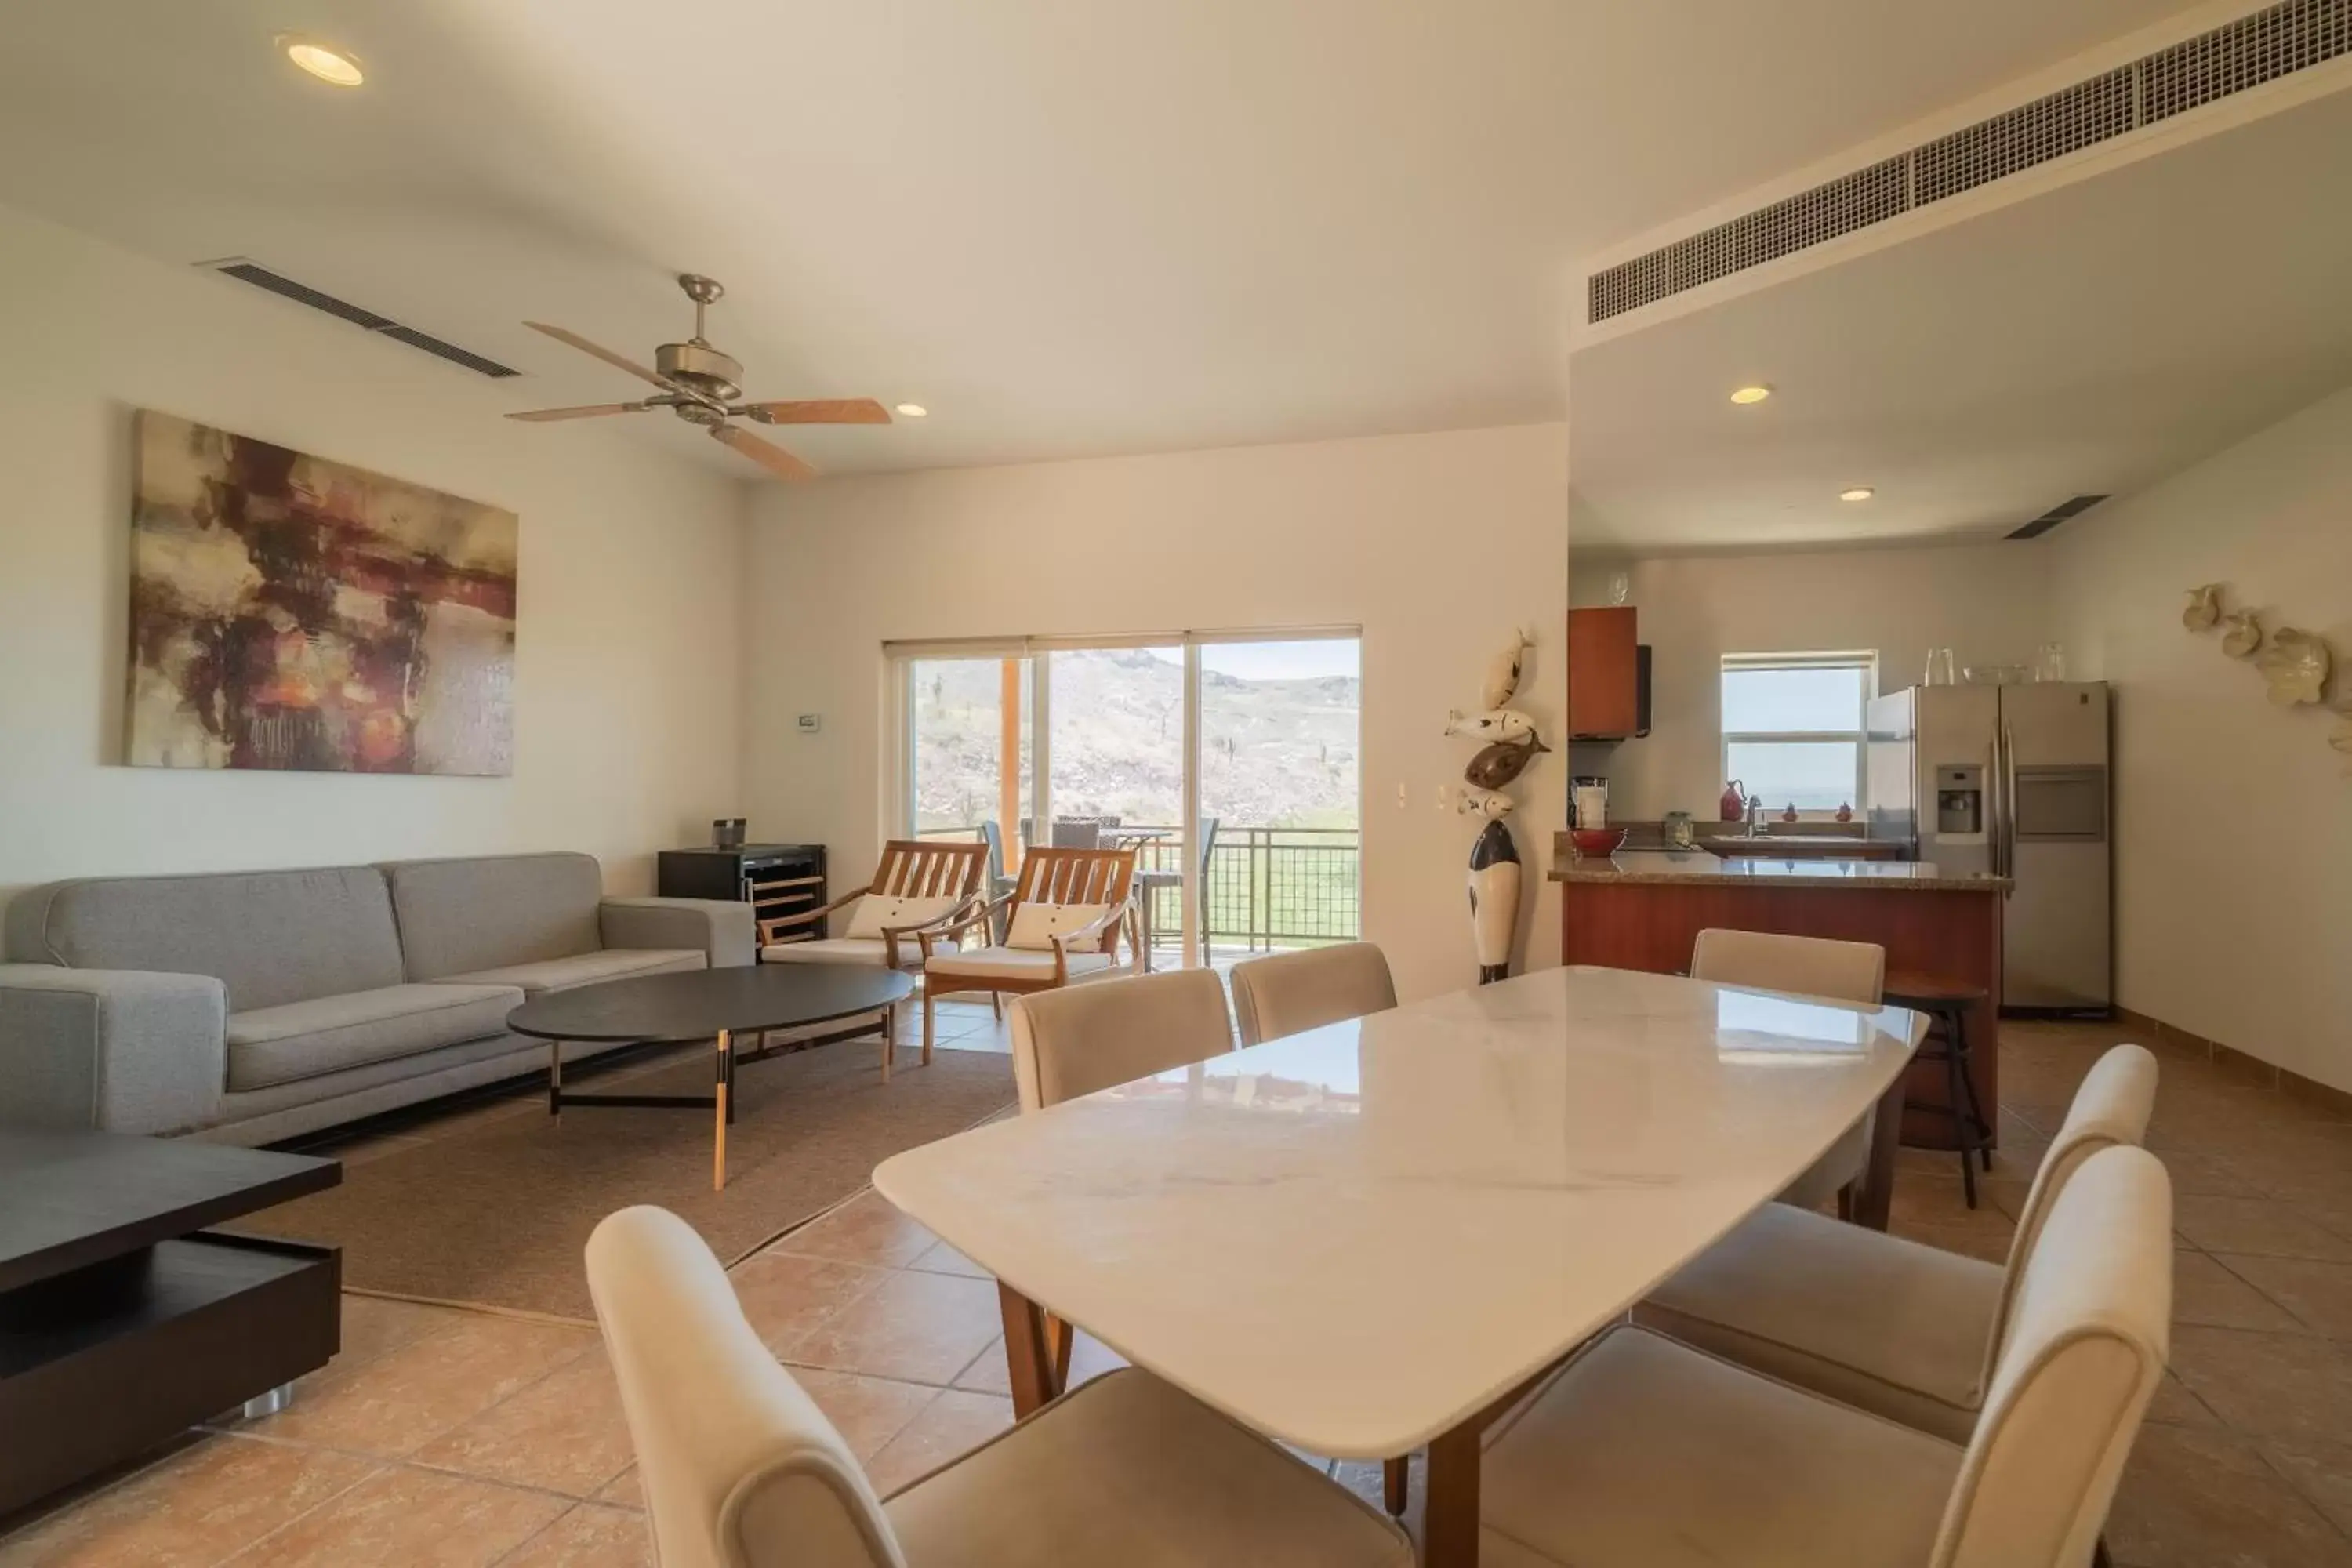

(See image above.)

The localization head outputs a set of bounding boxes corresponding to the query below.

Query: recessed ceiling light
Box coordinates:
[1839,486,1875,503]
[1729,385,1773,405]
[894,403,927,418]
[278,35,365,87]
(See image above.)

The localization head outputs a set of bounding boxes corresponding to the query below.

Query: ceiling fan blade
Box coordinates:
[523,321,673,390]
[503,402,648,423]
[740,398,893,426]
[711,423,818,481]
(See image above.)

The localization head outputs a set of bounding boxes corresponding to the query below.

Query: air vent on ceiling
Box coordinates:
[203,260,520,378]
[2008,495,2110,539]
[1588,0,2350,323]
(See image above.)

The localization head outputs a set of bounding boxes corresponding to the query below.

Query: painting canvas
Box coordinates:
[126,412,517,775]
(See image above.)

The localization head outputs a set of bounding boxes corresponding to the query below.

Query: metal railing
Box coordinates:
[914,822,1360,951]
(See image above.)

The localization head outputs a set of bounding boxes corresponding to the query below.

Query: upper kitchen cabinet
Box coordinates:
[1567,607,1646,739]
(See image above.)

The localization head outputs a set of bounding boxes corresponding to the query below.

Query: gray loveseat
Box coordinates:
[0,852,752,1145]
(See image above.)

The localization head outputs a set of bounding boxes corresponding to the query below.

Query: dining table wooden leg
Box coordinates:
[997,1282,1060,1417]
[1856,1069,1909,1231]
[1421,1420,1482,1566]
[1383,1455,1409,1515]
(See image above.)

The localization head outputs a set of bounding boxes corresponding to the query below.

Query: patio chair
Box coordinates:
[916,845,1138,1062]
[757,839,989,1079]
[1131,816,1219,971]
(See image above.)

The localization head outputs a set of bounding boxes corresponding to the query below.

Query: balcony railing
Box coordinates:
[916,822,1359,952]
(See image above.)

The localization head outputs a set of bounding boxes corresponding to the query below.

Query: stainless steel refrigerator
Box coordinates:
[1866,681,2111,1013]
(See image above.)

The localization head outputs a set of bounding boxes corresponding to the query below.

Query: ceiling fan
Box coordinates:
[505,274,890,480]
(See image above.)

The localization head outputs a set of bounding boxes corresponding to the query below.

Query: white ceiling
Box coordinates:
[0,0,2180,480]
[1568,82,2352,553]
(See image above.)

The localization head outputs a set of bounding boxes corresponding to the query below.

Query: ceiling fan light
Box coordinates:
[1729,385,1772,405]
[278,35,365,86]
[895,403,928,418]
[1839,487,1875,503]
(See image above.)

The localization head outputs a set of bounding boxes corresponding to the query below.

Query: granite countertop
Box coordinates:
[1552,850,2010,892]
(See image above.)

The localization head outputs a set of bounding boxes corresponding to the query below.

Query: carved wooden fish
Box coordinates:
[1464,735,1548,790]
[1482,628,1534,710]
[1445,707,1539,744]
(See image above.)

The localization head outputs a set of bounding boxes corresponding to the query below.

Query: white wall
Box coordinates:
[0,205,748,906]
[744,424,1570,1004]
[1567,542,2053,820]
[2052,384,2352,1091]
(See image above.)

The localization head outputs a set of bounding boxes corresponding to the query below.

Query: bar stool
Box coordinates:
[1882,971,1994,1207]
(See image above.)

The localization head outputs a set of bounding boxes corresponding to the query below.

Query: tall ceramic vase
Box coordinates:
[1467,818,1522,985]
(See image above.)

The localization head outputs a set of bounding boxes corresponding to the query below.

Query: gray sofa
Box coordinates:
[0,852,753,1145]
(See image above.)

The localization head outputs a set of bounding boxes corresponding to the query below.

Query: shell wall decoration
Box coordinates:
[2181,583,2344,773]
[1453,628,1542,983]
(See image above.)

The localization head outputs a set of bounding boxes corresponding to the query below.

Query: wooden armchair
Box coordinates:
[916,845,1138,1062]
[757,840,989,1078]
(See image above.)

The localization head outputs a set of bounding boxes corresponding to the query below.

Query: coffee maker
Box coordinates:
[1570,775,1609,828]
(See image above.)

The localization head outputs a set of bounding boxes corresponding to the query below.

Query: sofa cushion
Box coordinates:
[4,868,405,1012]
[381,853,604,981]
[442,947,704,996]
[226,982,523,1092]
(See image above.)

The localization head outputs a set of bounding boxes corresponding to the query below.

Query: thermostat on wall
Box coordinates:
[796,713,822,734]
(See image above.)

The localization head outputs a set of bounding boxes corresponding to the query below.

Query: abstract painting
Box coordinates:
[126,412,517,775]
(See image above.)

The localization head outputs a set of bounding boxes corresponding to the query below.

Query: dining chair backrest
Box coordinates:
[1051,815,1120,849]
[1230,942,1398,1047]
[1690,927,1886,1007]
[1930,1146,2172,1568]
[870,840,989,903]
[1008,967,1232,1111]
[1984,1044,2159,1375]
[1008,846,1137,963]
[586,1206,909,1568]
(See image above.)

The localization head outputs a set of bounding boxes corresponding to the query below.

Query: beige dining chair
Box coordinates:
[1639,1043,2158,1441]
[1225,942,1414,1517]
[1007,966,1233,1112]
[1479,1144,2172,1567]
[1690,927,1886,1222]
[586,1205,1416,1568]
[1231,942,1398,1047]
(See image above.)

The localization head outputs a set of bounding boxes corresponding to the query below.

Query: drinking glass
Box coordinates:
[1924,648,1957,686]
[2034,643,2068,682]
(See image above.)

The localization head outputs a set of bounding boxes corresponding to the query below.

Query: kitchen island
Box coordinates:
[1553,847,2007,1161]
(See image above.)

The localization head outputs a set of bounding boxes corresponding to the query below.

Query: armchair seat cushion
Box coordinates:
[443,948,703,996]
[227,982,523,1091]
[924,946,1117,982]
[1635,1200,2002,1441]
[886,1367,1413,1567]
[1482,1326,1959,1568]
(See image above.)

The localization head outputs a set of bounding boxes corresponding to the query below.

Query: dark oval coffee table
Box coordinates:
[507,964,915,1190]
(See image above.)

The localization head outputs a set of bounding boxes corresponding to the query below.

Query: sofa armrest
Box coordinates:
[601,898,753,969]
[0,964,228,1134]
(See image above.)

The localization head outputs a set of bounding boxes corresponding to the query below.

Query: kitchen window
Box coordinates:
[1720,653,1875,816]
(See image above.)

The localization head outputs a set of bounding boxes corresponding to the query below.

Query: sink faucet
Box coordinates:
[1744,794,1765,837]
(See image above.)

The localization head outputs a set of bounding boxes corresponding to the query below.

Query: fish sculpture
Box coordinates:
[1457,786,1515,818]
[2259,628,2333,707]
[2220,611,2263,659]
[1444,707,1539,745]
[2181,583,2223,632]
[1466,819,1522,985]
[1463,735,1548,791]
[1481,627,1534,710]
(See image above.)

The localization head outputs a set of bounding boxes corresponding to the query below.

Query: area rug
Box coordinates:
[244,1040,1017,1319]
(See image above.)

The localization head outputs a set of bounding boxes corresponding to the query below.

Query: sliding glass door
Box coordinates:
[890,630,1359,969]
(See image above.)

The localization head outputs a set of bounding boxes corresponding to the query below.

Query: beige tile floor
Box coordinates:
[5,1004,2352,1565]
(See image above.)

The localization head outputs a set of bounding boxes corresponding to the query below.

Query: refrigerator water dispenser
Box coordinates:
[1934,764,1984,838]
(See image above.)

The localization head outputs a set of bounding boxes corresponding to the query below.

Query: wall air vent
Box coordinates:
[1588,0,2350,324]
[2007,495,2110,539]
[202,260,520,378]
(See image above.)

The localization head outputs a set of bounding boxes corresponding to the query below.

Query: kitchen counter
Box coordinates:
[1557,848,2005,1152]
[1704,835,1904,860]
[1554,851,2009,892]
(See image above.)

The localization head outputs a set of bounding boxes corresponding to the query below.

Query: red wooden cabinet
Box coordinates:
[1566,607,1639,739]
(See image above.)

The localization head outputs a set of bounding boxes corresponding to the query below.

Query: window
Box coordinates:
[1720,654,1875,816]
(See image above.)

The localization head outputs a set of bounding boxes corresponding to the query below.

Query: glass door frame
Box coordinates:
[885,625,1360,969]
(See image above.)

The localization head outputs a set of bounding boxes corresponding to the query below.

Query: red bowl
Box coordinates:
[1570,826,1628,858]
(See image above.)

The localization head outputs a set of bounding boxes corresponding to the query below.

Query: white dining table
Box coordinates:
[873,964,1925,1566]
